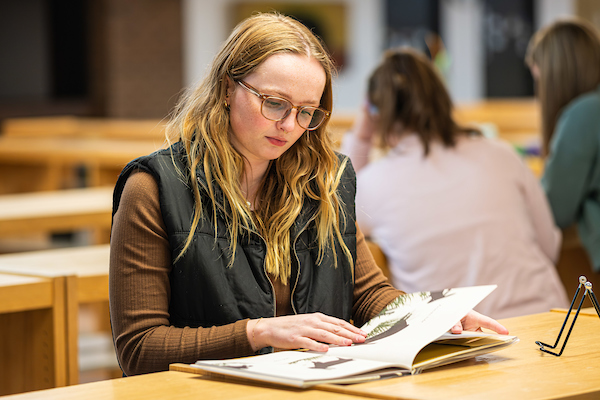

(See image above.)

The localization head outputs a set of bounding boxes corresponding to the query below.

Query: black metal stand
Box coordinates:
[535,276,600,356]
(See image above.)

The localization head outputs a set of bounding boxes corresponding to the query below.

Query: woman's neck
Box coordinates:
[241,160,269,208]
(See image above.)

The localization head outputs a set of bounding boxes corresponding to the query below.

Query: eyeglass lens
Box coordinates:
[261,97,326,130]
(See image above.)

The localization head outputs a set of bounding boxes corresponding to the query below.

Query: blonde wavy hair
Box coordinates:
[526,18,600,156]
[165,13,352,284]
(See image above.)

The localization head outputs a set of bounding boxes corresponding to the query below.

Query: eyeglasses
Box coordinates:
[236,80,330,131]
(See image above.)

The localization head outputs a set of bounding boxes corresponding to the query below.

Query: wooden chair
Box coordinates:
[365,239,392,281]
[0,273,69,395]
[555,226,600,301]
[0,245,114,386]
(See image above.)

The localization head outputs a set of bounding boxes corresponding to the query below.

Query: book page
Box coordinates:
[411,331,518,372]
[193,285,515,385]
[326,285,498,368]
[193,350,407,387]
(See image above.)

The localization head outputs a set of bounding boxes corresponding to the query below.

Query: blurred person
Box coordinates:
[109,14,508,376]
[526,18,600,293]
[341,47,569,319]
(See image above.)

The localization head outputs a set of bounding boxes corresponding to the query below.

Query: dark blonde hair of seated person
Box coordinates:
[163,12,352,284]
[526,18,600,156]
[367,47,479,156]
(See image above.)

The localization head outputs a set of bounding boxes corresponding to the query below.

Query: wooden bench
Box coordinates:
[0,272,69,395]
[0,245,114,386]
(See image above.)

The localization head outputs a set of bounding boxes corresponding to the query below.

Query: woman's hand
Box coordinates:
[450,310,509,335]
[247,313,367,352]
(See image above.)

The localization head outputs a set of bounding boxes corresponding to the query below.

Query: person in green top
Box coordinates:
[526,18,600,278]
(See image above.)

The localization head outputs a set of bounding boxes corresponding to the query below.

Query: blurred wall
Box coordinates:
[0,1,50,99]
[0,0,183,120]
[3,0,598,121]
[181,0,584,112]
[89,0,183,118]
[182,0,384,116]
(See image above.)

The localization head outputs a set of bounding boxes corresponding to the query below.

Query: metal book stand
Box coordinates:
[536,276,600,357]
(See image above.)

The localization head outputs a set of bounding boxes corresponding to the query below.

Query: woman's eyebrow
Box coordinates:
[260,85,321,107]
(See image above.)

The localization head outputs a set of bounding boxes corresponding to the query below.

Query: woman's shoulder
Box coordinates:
[553,86,600,144]
[335,151,356,173]
[562,85,600,118]
[455,135,528,174]
[458,134,519,157]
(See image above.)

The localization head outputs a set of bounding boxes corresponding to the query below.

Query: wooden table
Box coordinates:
[0,245,111,386]
[0,187,113,237]
[0,107,540,193]
[0,273,68,396]
[0,186,114,247]
[0,244,110,303]
[552,307,598,317]
[1,116,167,140]
[172,311,600,400]
[453,98,540,135]
[0,136,164,193]
[0,370,372,400]
[328,311,600,400]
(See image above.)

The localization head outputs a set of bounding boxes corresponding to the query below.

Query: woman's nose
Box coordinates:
[278,109,298,133]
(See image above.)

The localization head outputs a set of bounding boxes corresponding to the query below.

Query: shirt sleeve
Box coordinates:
[542,98,600,228]
[109,171,253,376]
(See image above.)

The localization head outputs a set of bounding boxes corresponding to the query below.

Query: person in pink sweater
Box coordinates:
[342,48,568,319]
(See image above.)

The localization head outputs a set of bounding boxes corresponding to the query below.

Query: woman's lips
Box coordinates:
[266,136,287,146]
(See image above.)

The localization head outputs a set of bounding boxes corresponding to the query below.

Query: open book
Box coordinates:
[191,285,518,388]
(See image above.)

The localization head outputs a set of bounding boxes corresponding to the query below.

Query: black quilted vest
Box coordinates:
[112,142,357,330]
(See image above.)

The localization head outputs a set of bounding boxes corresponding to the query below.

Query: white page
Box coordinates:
[194,285,501,384]
[326,285,497,366]
[194,350,404,385]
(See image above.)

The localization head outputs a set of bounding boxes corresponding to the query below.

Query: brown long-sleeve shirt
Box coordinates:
[109,171,403,375]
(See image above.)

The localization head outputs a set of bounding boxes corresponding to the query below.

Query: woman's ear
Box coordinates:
[530,63,540,80]
[224,75,236,99]
[223,76,235,109]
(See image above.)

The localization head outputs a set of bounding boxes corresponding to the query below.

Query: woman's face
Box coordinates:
[227,53,327,171]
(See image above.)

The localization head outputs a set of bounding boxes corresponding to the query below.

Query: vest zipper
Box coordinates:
[246,227,277,318]
[196,176,276,318]
[289,213,318,315]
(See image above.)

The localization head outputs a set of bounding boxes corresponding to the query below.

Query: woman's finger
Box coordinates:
[250,313,367,352]
[459,311,509,335]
